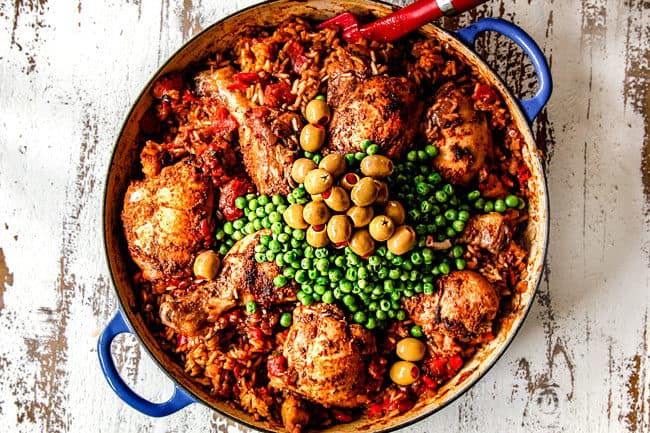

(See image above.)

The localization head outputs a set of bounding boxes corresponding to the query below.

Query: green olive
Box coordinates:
[283,204,308,229]
[291,158,317,184]
[389,361,420,386]
[302,200,330,225]
[306,224,329,248]
[339,172,360,190]
[396,338,426,362]
[318,154,346,178]
[369,215,395,241]
[350,176,379,207]
[360,154,394,178]
[303,168,333,195]
[387,225,416,256]
[348,229,375,257]
[323,186,350,212]
[300,124,326,152]
[305,99,331,125]
[327,215,352,244]
[193,250,221,280]
[374,180,389,205]
[384,201,406,225]
[346,205,374,228]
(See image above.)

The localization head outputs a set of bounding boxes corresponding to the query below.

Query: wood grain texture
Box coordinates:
[0,0,647,432]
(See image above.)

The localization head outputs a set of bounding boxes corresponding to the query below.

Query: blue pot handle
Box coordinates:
[456,18,552,124]
[97,310,196,417]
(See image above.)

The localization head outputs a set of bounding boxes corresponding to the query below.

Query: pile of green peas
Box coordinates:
[213,141,526,331]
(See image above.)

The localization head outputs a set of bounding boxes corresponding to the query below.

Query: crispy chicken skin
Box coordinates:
[324,47,370,108]
[281,395,310,433]
[271,304,376,408]
[122,159,213,281]
[403,270,499,342]
[195,66,299,195]
[325,75,422,159]
[426,82,493,185]
[159,230,297,336]
[458,212,510,254]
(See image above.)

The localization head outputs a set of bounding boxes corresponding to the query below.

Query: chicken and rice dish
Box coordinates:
[122,16,533,432]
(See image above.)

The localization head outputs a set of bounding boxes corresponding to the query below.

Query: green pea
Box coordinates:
[425,144,439,157]
[360,139,372,151]
[290,238,301,249]
[384,280,395,293]
[474,198,485,210]
[275,255,285,267]
[328,269,343,282]
[443,184,454,196]
[232,230,244,241]
[269,240,281,252]
[246,301,257,314]
[417,150,427,161]
[322,290,335,304]
[280,312,292,327]
[334,256,346,267]
[444,209,457,221]
[345,153,356,165]
[467,190,481,201]
[435,190,448,203]
[410,325,424,338]
[406,150,417,161]
[452,220,466,232]
[439,262,451,274]
[410,251,423,265]
[315,94,326,101]
[301,293,314,306]
[308,268,319,280]
[452,245,464,258]
[340,280,353,293]
[253,219,263,231]
[494,199,506,213]
[295,269,308,283]
[455,258,466,270]
[271,222,283,234]
[315,258,329,273]
[346,268,358,281]
[423,282,434,294]
[262,217,271,229]
[376,310,388,321]
[367,144,379,155]
[358,267,369,280]
[416,183,432,196]
[388,269,400,280]
[233,219,244,230]
[354,152,366,161]
[354,311,368,324]
[365,317,377,330]
[265,250,275,261]
[315,248,328,259]
[254,252,266,263]
[458,210,470,222]
[343,294,356,307]
[483,201,494,213]
[428,172,442,184]
[234,196,246,209]
[422,248,434,263]
[505,195,519,208]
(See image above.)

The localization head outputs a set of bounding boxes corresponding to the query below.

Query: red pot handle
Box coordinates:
[360,0,488,42]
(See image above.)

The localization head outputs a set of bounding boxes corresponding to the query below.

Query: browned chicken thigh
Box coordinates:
[326,75,422,159]
[121,159,213,281]
[195,66,300,195]
[158,230,297,336]
[270,304,376,408]
[403,270,499,344]
[425,82,493,185]
[457,212,511,254]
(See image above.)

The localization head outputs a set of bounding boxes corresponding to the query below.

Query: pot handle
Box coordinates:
[97,310,196,417]
[455,18,552,123]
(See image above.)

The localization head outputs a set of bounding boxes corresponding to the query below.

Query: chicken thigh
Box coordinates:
[270,304,376,408]
[403,270,499,342]
[326,75,422,159]
[158,230,297,336]
[121,159,213,281]
[425,82,493,185]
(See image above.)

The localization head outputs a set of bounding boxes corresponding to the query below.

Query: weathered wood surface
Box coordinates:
[0,0,648,432]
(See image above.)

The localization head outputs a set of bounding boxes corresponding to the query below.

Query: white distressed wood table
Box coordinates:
[0,0,648,432]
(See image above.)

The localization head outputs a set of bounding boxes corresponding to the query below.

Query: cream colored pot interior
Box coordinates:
[104,1,548,431]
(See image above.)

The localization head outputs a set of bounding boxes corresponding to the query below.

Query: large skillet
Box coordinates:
[98,0,551,431]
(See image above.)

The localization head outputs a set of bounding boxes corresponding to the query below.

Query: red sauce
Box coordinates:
[218,177,253,221]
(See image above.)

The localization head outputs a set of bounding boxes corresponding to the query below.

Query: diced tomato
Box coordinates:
[177,334,188,347]
[367,403,384,418]
[472,83,499,105]
[267,355,287,376]
[252,106,270,119]
[448,355,464,372]
[264,81,296,108]
[421,375,437,390]
[218,177,254,221]
[227,72,263,91]
[517,164,531,183]
[152,73,184,99]
[287,40,308,73]
[211,106,239,136]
